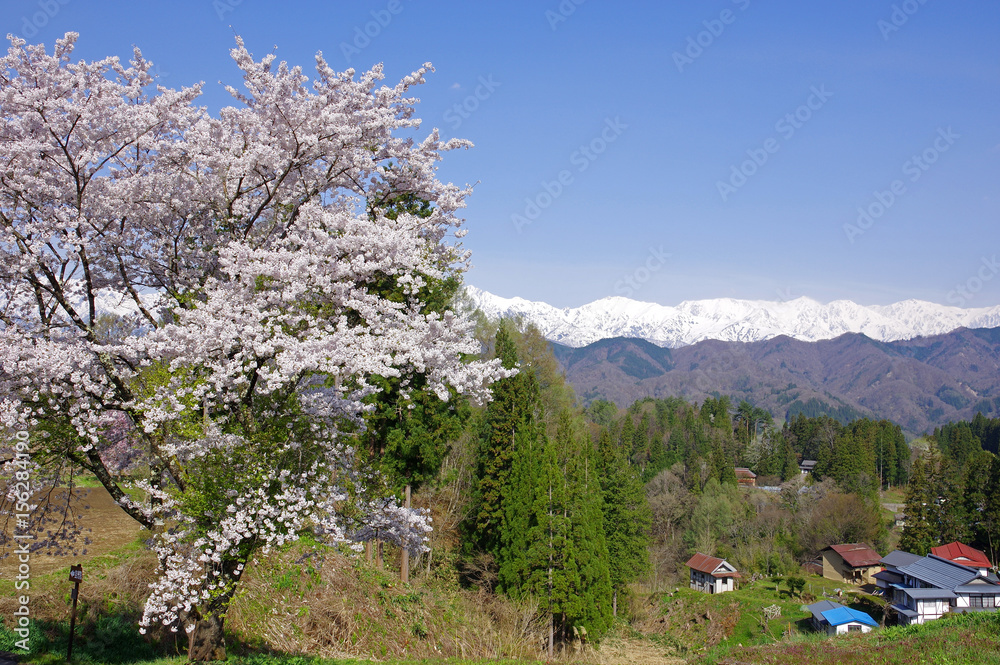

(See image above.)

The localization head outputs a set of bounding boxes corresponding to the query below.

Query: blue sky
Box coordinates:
[4,0,998,308]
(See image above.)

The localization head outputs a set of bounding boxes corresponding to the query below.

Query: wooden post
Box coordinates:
[67,564,83,661]
[401,484,411,584]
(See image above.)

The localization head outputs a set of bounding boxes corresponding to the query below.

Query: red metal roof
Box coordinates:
[931,542,992,568]
[734,468,757,478]
[827,543,882,568]
[686,552,740,577]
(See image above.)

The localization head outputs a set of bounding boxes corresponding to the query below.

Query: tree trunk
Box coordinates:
[184,559,242,661]
[548,610,554,660]
[401,484,411,583]
[613,589,618,617]
[187,615,227,662]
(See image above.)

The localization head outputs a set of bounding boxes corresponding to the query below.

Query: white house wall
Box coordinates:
[832,623,872,635]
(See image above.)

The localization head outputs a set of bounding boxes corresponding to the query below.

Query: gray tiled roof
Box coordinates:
[954,584,1000,594]
[898,554,978,589]
[881,550,922,569]
[901,587,957,599]
[806,600,843,623]
[874,570,903,584]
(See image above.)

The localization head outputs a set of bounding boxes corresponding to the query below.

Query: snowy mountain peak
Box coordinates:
[464,288,1000,348]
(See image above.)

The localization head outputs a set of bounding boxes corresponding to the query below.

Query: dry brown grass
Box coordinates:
[0,482,666,663]
[225,544,548,661]
[586,637,686,665]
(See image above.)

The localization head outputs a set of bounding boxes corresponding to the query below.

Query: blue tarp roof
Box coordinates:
[821,607,878,627]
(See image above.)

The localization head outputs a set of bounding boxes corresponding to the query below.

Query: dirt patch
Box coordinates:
[588,637,685,665]
[1,486,144,578]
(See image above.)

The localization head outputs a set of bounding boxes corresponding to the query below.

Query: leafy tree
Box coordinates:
[587,399,619,428]
[686,478,739,555]
[800,490,886,555]
[0,34,506,659]
[786,576,806,598]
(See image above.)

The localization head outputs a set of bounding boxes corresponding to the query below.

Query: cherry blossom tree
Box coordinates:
[0,33,506,660]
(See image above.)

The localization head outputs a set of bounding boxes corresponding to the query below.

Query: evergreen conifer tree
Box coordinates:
[899,457,936,555]
[522,412,612,653]
[469,321,542,558]
[597,428,652,616]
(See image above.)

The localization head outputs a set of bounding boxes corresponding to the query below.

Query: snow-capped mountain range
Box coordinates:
[465,287,1000,349]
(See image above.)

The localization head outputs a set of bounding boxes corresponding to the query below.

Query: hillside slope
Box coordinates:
[554,327,1000,434]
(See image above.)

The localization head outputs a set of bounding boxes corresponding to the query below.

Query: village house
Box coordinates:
[806,599,878,636]
[821,543,882,585]
[799,459,817,475]
[881,553,1000,625]
[734,467,757,487]
[686,553,740,594]
[931,542,993,576]
[874,549,922,594]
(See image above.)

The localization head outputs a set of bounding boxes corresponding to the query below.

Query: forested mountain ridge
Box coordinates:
[552,327,1000,435]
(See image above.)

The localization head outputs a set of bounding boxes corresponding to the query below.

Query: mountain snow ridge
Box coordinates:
[465,287,1000,348]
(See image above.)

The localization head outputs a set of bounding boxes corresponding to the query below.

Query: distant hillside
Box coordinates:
[553,327,1000,435]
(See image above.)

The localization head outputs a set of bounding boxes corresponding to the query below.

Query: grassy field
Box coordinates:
[693,611,1000,665]
[626,575,882,661]
[1,486,997,664]
[0,487,678,664]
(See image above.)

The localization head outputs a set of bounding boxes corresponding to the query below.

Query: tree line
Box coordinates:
[900,415,1000,564]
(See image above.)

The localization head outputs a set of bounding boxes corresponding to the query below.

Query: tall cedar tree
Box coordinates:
[899,456,936,555]
[983,455,1000,566]
[497,410,543,594]
[522,412,612,652]
[469,321,542,558]
[596,428,652,616]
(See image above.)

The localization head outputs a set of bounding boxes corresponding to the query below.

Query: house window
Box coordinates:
[848,624,861,632]
[970,596,984,608]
